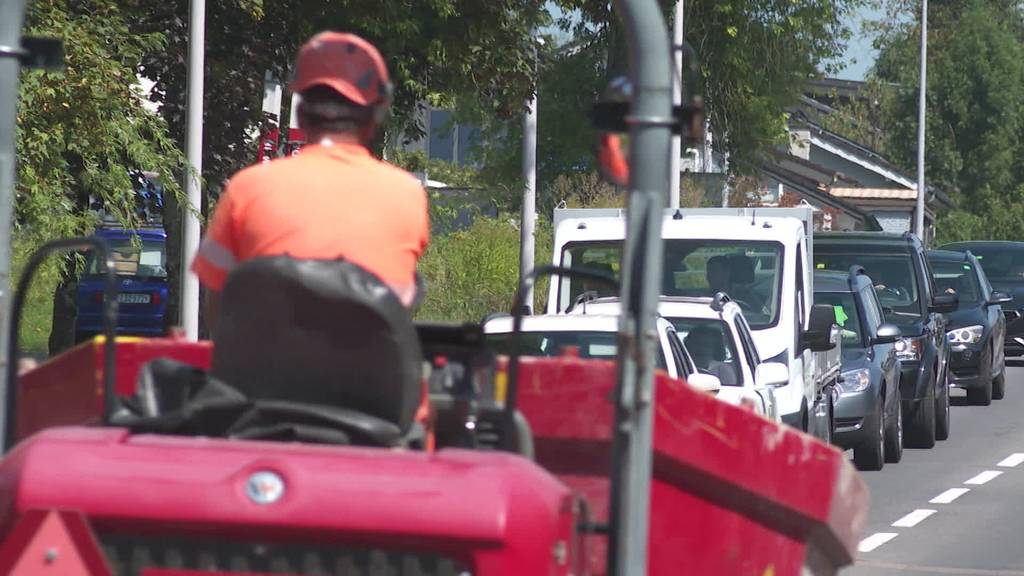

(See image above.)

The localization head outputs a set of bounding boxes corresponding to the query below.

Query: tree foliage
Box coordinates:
[17,1,184,241]
[870,0,1024,241]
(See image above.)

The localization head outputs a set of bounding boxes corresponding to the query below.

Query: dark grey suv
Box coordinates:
[815,232,958,449]
[814,268,904,470]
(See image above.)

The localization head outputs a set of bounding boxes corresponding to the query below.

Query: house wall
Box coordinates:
[873,210,912,233]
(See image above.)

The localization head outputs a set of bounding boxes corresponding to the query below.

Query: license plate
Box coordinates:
[118,293,151,304]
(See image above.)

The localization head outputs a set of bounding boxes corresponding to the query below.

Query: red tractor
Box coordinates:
[0,0,867,575]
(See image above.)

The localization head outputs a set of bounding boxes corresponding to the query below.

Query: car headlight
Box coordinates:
[894,337,922,361]
[947,325,983,345]
[840,368,872,394]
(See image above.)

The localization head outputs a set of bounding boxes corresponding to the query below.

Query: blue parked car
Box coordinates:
[75,227,169,342]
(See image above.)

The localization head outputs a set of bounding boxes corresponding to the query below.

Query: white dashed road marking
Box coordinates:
[891,509,937,528]
[859,532,899,553]
[965,470,1003,485]
[930,488,971,504]
[998,453,1024,468]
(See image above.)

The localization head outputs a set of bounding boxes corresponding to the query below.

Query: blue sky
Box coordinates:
[835,5,885,80]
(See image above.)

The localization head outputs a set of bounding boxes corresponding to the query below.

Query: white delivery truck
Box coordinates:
[545,207,841,440]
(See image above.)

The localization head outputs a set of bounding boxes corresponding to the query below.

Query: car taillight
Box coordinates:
[93,292,103,304]
[152,291,161,305]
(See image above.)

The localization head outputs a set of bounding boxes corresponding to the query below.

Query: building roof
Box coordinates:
[755,160,883,230]
[830,188,917,200]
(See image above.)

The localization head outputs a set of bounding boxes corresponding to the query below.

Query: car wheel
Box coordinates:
[854,400,885,471]
[906,381,936,449]
[993,346,1007,400]
[967,347,993,406]
[884,389,903,463]
[936,369,951,441]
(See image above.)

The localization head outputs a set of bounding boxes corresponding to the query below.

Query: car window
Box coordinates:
[814,252,922,325]
[959,247,1024,282]
[861,287,884,332]
[86,237,167,279]
[667,317,742,386]
[486,330,668,370]
[813,291,866,348]
[929,259,982,307]
[561,240,785,329]
[735,313,761,367]
[665,328,691,377]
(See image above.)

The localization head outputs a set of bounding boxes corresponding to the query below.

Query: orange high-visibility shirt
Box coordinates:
[191,141,429,303]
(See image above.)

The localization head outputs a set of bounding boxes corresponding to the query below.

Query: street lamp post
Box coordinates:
[914,0,928,242]
[520,37,543,311]
[181,0,204,340]
[669,0,684,209]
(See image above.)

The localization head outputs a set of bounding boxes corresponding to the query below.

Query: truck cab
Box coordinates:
[545,207,840,438]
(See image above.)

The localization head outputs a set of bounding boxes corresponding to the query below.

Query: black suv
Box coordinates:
[927,249,1012,405]
[814,232,957,449]
[814,268,904,470]
[938,241,1024,359]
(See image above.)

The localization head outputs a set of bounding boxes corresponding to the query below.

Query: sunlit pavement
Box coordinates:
[845,365,1024,575]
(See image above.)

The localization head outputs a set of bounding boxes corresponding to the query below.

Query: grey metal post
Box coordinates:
[914,0,928,242]
[668,0,684,208]
[0,0,28,446]
[181,0,205,340]
[520,40,540,310]
[609,0,671,574]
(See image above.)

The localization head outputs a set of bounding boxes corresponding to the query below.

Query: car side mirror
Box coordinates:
[988,291,1013,306]
[802,304,838,352]
[872,323,902,345]
[688,373,721,395]
[754,362,789,388]
[930,292,959,314]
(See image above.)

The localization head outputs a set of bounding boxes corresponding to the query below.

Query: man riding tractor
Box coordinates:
[191,31,430,333]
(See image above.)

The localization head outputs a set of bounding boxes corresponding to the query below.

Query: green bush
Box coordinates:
[417,216,551,322]
[11,237,60,354]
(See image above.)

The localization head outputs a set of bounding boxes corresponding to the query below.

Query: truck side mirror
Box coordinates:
[872,323,902,345]
[930,292,959,314]
[802,304,838,352]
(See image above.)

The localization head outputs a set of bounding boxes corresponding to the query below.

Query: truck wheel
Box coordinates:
[906,383,936,449]
[854,402,885,471]
[884,390,903,463]
[936,370,951,441]
[967,350,993,406]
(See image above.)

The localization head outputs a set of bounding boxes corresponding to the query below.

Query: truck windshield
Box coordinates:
[559,240,784,329]
[86,237,167,279]
[486,330,667,370]
[667,318,742,386]
[814,253,923,324]
[929,260,982,307]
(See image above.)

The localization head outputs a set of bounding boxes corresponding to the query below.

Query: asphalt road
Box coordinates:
[845,365,1024,576]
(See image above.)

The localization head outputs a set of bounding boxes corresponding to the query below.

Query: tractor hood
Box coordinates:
[0,427,575,574]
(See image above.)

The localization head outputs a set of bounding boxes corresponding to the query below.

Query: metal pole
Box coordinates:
[609,0,671,574]
[0,0,29,448]
[669,0,684,208]
[914,0,927,242]
[181,0,204,340]
[519,42,539,311]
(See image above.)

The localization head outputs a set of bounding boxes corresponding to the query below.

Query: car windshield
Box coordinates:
[86,237,167,279]
[486,330,668,370]
[930,259,982,306]
[814,253,922,325]
[666,318,742,386]
[559,240,784,329]
[954,247,1024,284]
[813,291,866,349]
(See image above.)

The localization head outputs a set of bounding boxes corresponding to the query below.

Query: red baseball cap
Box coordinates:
[291,31,391,107]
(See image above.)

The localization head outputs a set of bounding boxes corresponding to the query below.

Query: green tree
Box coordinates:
[17,0,185,352]
[871,0,1024,240]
